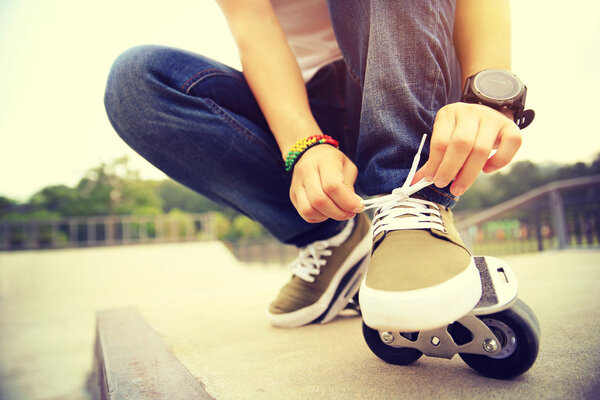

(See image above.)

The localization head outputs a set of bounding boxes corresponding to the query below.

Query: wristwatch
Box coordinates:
[461,69,535,129]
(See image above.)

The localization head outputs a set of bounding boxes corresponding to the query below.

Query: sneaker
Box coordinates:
[358,134,481,331]
[359,195,481,332]
[267,213,371,328]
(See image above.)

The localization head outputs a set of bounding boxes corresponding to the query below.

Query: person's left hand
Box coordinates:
[412,102,522,197]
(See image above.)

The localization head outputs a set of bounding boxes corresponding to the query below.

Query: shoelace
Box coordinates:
[361,134,446,237]
[291,240,332,283]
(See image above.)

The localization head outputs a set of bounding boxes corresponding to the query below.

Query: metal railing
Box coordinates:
[0,213,216,251]
[456,175,600,255]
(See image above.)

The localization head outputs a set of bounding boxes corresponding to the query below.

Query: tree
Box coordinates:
[28,185,79,216]
[231,215,266,240]
[73,157,163,216]
[157,180,229,215]
[0,196,20,219]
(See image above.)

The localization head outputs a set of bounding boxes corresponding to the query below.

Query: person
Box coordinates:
[104,0,532,330]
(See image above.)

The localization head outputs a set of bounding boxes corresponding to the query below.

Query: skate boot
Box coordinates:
[359,135,482,332]
[267,213,371,328]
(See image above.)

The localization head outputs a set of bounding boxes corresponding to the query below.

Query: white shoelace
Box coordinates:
[291,218,354,283]
[291,241,332,283]
[361,134,446,237]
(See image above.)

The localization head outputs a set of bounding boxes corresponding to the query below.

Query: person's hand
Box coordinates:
[290,145,363,223]
[413,102,522,197]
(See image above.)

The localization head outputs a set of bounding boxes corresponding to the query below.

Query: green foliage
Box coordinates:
[28,185,80,215]
[157,180,228,215]
[130,205,163,216]
[1,209,61,222]
[2,153,599,241]
[0,196,19,219]
[74,157,163,216]
[212,211,232,240]
[230,215,266,241]
[8,157,163,219]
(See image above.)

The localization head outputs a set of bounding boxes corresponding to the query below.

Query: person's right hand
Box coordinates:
[289,145,363,223]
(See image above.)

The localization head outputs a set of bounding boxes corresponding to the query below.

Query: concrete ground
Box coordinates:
[0,243,599,399]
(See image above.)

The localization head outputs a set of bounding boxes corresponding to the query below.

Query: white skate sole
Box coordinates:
[360,258,482,332]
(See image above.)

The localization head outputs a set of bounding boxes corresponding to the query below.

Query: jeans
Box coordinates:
[104,0,461,247]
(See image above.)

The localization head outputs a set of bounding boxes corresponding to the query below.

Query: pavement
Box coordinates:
[0,243,599,400]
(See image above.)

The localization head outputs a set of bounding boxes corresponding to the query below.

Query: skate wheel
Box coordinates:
[362,322,423,365]
[459,299,540,379]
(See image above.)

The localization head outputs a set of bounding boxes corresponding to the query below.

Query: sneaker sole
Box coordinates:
[266,231,371,328]
[314,253,368,324]
[360,258,482,332]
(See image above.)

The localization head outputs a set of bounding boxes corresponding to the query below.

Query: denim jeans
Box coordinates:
[104,0,461,247]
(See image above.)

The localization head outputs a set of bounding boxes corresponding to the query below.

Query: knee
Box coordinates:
[104,45,155,119]
[104,45,175,143]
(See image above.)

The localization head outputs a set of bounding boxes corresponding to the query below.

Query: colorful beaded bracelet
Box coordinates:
[284,134,339,172]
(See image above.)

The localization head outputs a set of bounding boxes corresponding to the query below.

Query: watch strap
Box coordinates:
[514,109,535,130]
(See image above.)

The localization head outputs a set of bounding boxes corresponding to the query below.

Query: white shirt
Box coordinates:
[271,0,343,82]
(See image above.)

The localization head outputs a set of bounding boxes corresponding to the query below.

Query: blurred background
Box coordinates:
[1,1,599,399]
[1,0,599,256]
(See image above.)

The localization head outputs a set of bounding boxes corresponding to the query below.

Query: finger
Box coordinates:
[294,185,328,223]
[424,107,456,181]
[319,157,357,212]
[412,163,435,185]
[483,124,522,173]
[341,158,358,190]
[342,161,364,212]
[434,114,479,188]
[304,166,355,221]
[450,123,497,196]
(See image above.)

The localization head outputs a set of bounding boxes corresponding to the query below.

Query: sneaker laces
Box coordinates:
[291,241,332,283]
[290,218,355,283]
[361,134,446,237]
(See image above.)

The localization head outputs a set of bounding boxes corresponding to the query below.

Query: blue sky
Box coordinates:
[1,0,599,200]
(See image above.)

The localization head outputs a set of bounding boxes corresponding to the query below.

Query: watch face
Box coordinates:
[473,69,524,101]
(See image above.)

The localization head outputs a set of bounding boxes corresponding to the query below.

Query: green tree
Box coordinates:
[157,180,229,215]
[212,211,233,240]
[28,185,79,216]
[73,157,162,216]
[231,215,266,241]
[0,196,19,219]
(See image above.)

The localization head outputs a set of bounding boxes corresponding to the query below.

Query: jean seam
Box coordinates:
[204,99,285,169]
[429,185,457,201]
[181,69,245,94]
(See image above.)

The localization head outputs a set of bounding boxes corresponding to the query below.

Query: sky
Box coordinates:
[1,1,599,201]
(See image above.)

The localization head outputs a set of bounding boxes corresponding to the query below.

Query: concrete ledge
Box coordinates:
[94,308,212,400]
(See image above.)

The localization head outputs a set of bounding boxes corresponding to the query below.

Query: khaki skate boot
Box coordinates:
[267,213,371,328]
[358,134,481,332]
[359,195,481,332]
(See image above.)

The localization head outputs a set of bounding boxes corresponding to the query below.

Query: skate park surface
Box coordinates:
[0,242,598,399]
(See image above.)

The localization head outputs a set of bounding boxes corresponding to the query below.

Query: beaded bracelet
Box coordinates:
[284,134,339,172]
